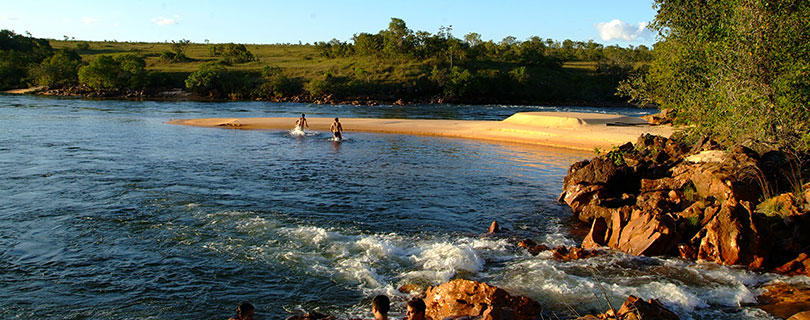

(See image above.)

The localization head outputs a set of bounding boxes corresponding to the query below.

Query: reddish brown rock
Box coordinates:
[691,198,767,268]
[398,283,424,294]
[550,246,600,260]
[612,210,683,256]
[616,295,680,320]
[758,283,810,320]
[424,279,541,320]
[775,253,810,276]
[582,217,609,249]
[517,239,548,256]
[488,221,500,234]
[579,295,679,320]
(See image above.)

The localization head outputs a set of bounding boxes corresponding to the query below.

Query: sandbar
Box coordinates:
[167,112,673,151]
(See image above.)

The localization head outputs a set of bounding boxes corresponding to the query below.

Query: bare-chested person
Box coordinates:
[330,117,344,140]
[294,113,309,131]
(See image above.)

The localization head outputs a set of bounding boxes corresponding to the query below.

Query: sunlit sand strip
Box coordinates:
[166,112,673,151]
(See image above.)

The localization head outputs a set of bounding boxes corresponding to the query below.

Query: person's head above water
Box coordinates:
[406,297,427,320]
[335,117,339,121]
[372,295,390,318]
[301,114,306,118]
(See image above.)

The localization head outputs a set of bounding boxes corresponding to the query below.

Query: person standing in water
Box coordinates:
[330,117,343,140]
[294,113,308,131]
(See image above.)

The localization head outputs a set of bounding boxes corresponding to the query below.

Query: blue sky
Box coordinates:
[1,1,658,47]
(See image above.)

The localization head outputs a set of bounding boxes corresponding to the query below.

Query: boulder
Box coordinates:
[691,198,768,268]
[616,295,680,320]
[550,246,600,260]
[758,282,810,320]
[488,221,500,234]
[611,210,683,256]
[578,295,679,320]
[424,279,541,320]
[516,239,548,256]
[774,253,810,276]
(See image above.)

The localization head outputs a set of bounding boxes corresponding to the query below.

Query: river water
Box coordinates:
[0,95,797,319]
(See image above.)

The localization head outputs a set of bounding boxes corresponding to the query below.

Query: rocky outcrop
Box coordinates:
[560,134,810,271]
[758,282,810,320]
[578,295,680,320]
[424,279,542,320]
[775,253,810,277]
[516,240,601,260]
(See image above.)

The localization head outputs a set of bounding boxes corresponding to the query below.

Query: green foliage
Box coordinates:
[210,43,255,64]
[78,54,147,90]
[258,65,301,98]
[621,0,810,152]
[0,29,54,89]
[76,42,90,51]
[30,49,82,87]
[184,62,228,96]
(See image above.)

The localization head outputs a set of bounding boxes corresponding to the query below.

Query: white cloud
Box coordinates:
[152,16,179,26]
[595,19,651,42]
[81,16,99,24]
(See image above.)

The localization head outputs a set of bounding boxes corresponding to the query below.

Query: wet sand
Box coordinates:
[167,112,674,151]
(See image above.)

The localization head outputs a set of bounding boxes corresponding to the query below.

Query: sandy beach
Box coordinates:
[167,112,673,151]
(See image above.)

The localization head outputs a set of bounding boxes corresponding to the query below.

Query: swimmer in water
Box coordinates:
[330,117,343,140]
[294,113,308,131]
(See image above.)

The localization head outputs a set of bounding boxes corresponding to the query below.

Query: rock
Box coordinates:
[612,210,683,256]
[691,198,767,268]
[774,253,810,276]
[758,282,810,320]
[398,283,424,294]
[516,239,548,256]
[580,295,679,320]
[550,246,600,260]
[563,157,632,187]
[582,217,609,249]
[616,295,680,320]
[424,279,541,320]
[560,183,617,223]
[790,311,810,320]
[488,221,500,234]
[686,150,727,163]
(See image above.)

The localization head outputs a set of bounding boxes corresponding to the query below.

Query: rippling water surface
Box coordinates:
[0,96,793,319]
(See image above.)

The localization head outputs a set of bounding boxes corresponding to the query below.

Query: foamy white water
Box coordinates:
[185,208,798,319]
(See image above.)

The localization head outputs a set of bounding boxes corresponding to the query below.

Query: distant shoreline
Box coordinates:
[3,86,650,109]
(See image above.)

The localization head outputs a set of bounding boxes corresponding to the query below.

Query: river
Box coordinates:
[0,95,789,319]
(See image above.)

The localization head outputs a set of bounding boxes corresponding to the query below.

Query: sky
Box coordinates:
[1,0,659,47]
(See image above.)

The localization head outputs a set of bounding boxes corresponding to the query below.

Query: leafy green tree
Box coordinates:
[620,0,810,150]
[210,43,256,64]
[259,65,300,98]
[30,49,82,87]
[78,54,147,90]
[185,62,227,96]
[0,29,53,89]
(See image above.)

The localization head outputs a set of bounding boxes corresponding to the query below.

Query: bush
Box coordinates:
[78,54,147,90]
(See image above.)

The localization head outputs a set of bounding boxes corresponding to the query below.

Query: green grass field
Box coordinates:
[49,40,600,81]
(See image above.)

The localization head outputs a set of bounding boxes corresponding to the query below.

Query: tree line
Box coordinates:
[0,18,655,105]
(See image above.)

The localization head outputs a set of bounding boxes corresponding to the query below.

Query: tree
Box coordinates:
[78,54,147,90]
[619,0,810,151]
[185,62,227,96]
[210,43,255,64]
[31,49,82,87]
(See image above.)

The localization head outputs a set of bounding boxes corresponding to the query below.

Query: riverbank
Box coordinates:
[167,112,673,151]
